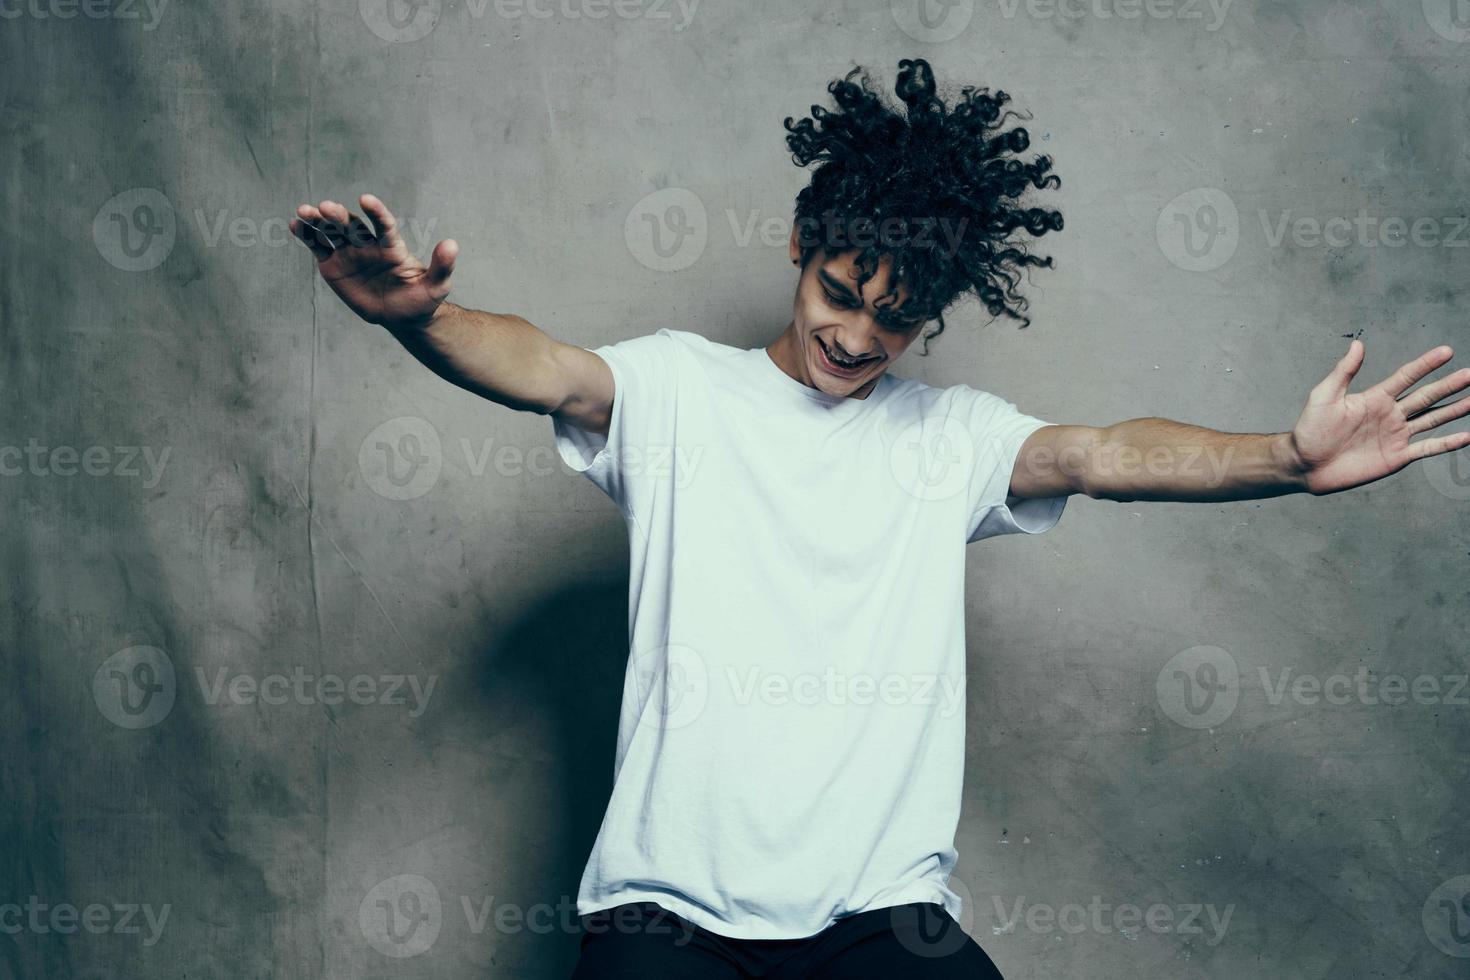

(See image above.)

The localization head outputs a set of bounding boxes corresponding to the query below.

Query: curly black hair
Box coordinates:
[783,58,1063,347]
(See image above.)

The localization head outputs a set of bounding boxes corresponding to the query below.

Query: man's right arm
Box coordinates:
[290,193,614,437]
[387,301,615,437]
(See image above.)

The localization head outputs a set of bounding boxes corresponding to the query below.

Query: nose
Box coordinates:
[829,325,881,361]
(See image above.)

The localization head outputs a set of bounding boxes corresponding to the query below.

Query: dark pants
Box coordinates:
[570,900,1005,979]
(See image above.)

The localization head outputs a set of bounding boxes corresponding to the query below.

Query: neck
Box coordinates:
[766,323,879,401]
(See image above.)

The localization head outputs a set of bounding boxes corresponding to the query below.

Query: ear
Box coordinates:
[788,221,801,266]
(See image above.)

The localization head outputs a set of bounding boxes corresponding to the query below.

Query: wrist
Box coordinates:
[424,299,455,330]
[1273,431,1310,493]
[391,300,454,336]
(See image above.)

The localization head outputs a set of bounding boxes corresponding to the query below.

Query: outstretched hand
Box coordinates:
[1289,340,1470,495]
[289,194,458,329]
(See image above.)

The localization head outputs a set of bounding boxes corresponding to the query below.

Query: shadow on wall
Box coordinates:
[461,572,631,975]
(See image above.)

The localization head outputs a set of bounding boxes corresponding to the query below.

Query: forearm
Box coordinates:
[1082,418,1308,502]
[384,301,562,414]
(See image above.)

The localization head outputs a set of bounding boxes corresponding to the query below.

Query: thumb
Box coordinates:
[425,239,458,296]
[1317,337,1364,400]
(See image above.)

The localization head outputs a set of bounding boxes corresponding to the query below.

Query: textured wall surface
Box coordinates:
[4,1,1470,977]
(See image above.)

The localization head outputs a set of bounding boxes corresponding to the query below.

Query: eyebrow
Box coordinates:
[819,268,922,326]
[817,269,858,298]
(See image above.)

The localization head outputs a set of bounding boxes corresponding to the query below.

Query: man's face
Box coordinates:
[781,238,927,400]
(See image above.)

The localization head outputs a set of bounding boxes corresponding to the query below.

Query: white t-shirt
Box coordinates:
[551,327,1068,940]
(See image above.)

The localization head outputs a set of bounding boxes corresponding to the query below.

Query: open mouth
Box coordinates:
[815,337,880,375]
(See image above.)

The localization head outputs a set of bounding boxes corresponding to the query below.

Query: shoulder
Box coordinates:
[603,328,733,357]
[646,329,753,373]
[920,379,1032,418]
[886,377,1046,448]
[593,329,742,384]
[881,373,984,418]
[656,328,745,359]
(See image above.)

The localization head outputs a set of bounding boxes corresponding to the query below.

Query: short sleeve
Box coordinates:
[960,385,1068,542]
[551,328,680,522]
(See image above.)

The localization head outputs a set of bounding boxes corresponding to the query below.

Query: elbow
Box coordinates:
[536,338,578,418]
[1080,479,1128,503]
[1071,426,1113,501]
[1072,428,1141,503]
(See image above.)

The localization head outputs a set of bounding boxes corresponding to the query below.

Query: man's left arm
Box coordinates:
[1008,341,1470,503]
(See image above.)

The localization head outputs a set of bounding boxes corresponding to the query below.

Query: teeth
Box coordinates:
[823,342,866,368]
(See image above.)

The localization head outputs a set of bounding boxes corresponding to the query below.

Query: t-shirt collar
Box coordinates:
[751,345,893,411]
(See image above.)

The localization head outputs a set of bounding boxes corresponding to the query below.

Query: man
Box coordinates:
[290,59,1469,979]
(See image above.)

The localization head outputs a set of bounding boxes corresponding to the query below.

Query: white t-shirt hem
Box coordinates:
[577,879,963,941]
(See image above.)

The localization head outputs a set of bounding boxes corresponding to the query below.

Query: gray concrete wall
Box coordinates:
[3,1,1468,977]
